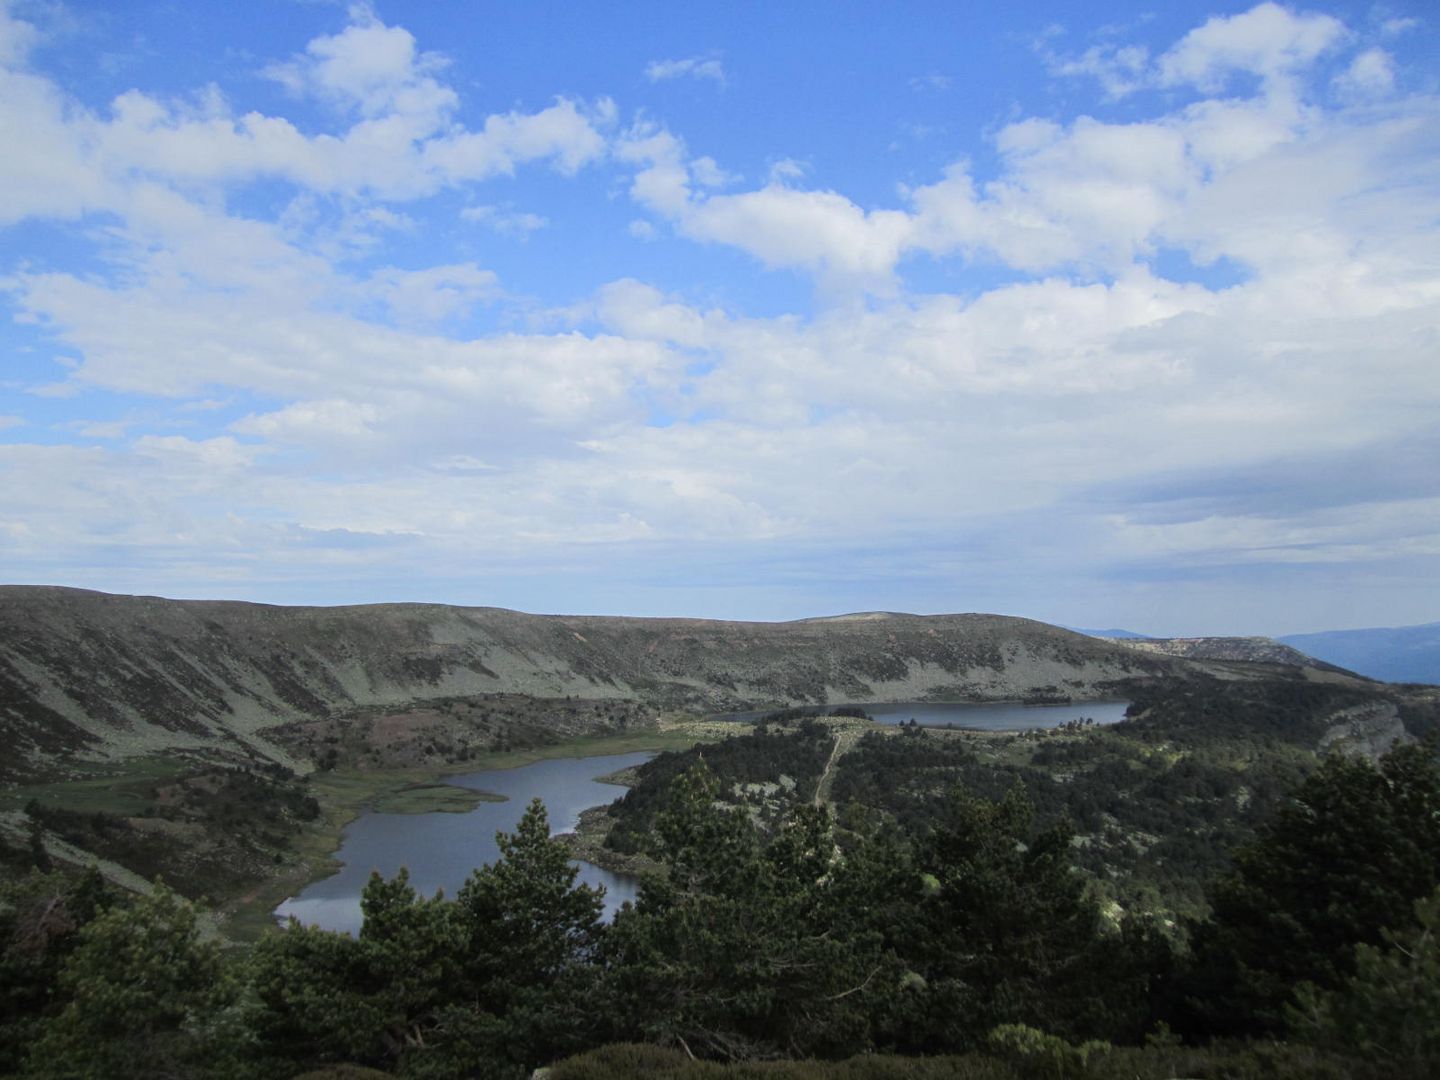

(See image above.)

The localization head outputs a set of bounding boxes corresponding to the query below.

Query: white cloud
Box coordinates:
[0,64,108,225]
[1157,2,1345,91]
[688,155,733,189]
[265,7,453,119]
[768,158,807,183]
[421,98,609,182]
[618,128,911,286]
[0,5,609,214]
[1048,4,1352,101]
[617,125,694,216]
[460,204,548,236]
[909,73,951,92]
[132,434,259,476]
[1045,43,1150,98]
[684,186,914,284]
[908,115,1195,273]
[627,218,659,241]
[0,414,24,431]
[63,418,132,439]
[591,279,715,348]
[617,7,1433,291]
[232,399,380,442]
[645,56,725,85]
[1333,48,1396,100]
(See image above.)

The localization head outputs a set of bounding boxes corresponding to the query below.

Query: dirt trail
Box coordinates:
[814,729,860,807]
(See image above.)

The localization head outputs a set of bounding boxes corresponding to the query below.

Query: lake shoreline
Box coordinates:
[267,746,678,935]
[557,804,662,880]
[221,727,708,940]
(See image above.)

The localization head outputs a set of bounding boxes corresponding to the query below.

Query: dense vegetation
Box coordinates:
[599,677,1360,922]
[2,732,1438,1078]
[604,718,833,854]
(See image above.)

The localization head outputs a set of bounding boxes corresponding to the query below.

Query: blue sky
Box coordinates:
[0,0,1437,635]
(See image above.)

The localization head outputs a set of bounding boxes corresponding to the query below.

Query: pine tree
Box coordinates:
[24,882,223,1079]
[895,782,1108,1050]
[440,798,607,1074]
[1289,885,1440,1069]
[1188,742,1440,1037]
[604,766,892,1060]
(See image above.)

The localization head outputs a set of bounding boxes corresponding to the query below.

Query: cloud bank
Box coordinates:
[0,1,1436,634]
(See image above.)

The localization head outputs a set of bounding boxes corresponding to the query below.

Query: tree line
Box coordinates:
[2,738,1438,1078]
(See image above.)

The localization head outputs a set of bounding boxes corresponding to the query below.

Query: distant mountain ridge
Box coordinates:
[1278,623,1440,685]
[0,586,1180,778]
[1081,623,1439,686]
[1112,635,1346,671]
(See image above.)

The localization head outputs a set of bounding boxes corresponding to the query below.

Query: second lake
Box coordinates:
[716,699,1131,730]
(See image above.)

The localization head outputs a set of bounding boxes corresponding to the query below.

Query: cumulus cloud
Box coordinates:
[619,5,1433,292]
[645,56,725,85]
[1333,47,1396,100]
[684,186,913,284]
[264,6,453,118]
[1156,2,1345,91]
[617,126,910,286]
[0,4,609,213]
[1047,3,1354,100]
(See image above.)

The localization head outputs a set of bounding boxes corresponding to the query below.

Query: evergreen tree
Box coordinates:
[894,782,1109,1050]
[1288,885,1440,1070]
[246,870,462,1075]
[0,868,118,1076]
[1187,742,1440,1037]
[23,882,223,1079]
[604,766,892,1060]
[419,798,607,1078]
[246,918,389,1072]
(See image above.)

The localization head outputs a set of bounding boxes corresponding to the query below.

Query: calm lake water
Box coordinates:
[717,699,1131,730]
[274,751,655,936]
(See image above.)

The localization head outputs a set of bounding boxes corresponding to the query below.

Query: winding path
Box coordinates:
[814,729,860,808]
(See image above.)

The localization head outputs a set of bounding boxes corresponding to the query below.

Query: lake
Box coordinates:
[716,699,1131,730]
[276,701,1129,934]
[274,751,655,936]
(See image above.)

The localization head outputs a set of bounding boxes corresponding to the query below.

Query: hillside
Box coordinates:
[1113,634,1345,670]
[1279,622,1440,685]
[0,586,1187,779]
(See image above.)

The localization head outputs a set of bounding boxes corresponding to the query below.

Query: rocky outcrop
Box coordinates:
[1319,702,1414,761]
